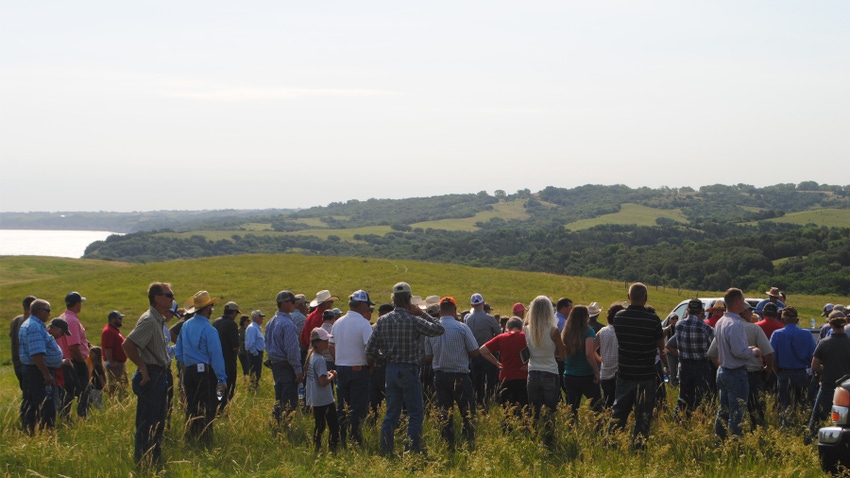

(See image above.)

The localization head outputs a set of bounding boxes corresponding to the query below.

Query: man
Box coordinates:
[265,290,304,424]
[770,306,817,427]
[368,303,395,422]
[101,310,129,396]
[10,295,37,391]
[809,310,850,440]
[300,290,339,355]
[512,302,526,320]
[174,290,228,445]
[56,291,91,419]
[587,302,604,333]
[464,292,501,408]
[330,289,375,447]
[713,288,763,440]
[596,301,626,408]
[291,293,309,364]
[18,299,68,433]
[426,296,479,450]
[366,282,445,455]
[212,301,241,411]
[754,286,786,318]
[244,310,266,389]
[122,282,174,468]
[755,303,783,340]
[606,282,668,451]
[704,300,726,328]
[673,299,714,419]
[555,297,573,399]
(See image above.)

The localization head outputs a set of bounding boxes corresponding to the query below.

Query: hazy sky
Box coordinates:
[2,1,848,213]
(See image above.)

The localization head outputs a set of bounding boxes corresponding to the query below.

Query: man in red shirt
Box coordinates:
[756,303,783,340]
[101,310,128,396]
[299,290,339,352]
[704,300,726,328]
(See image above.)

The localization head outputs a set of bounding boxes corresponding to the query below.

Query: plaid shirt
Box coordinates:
[426,316,478,373]
[596,324,619,380]
[366,307,445,365]
[673,314,714,360]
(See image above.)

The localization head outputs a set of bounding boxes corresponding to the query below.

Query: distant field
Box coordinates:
[565,203,688,230]
[284,225,394,240]
[411,199,529,232]
[745,208,850,227]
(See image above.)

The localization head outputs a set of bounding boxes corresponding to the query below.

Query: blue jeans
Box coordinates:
[21,364,56,434]
[336,365,370,446]
[564,374,602,418]
[183,365,216,445]
[470,355,499,407]
[777,368,809,421]
[607,376,657,449]
[715,366,748,439]
[132,367,169,467]
[381,363,424,454]
[527,371,560,446]
[809,384,835,438]
[434,370,475,446]
[747,370,767,429]
[271,362,298,423]
[676,359,713,417]
[248,353,263,388]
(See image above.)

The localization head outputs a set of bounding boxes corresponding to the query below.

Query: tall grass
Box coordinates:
[0,254,835,476]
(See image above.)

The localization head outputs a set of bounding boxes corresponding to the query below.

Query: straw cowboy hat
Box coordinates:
[587,302,602,318]
[309,290,339,308]
[185,290,221,315]
[765,287,782,298]
[420,295,440,311]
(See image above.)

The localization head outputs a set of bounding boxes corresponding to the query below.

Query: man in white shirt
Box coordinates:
[330,290,374,448]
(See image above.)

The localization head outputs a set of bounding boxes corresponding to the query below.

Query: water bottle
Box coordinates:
[44,384,53,400]
[298,383,305,402]
[811,318,816,330]
[216,385,224,402]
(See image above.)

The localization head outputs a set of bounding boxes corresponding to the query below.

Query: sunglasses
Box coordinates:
[161,293,174,299]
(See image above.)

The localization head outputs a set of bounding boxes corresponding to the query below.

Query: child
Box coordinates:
[305,327,338,453]
[89,346,107,410]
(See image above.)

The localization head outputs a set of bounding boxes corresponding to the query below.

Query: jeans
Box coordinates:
[809,384,835,438]
[312,403,339,452]
[60,360,90,418]
[563,374,602,418]
[381,363,424,454]
[132,367,169,467]
[434,370,475,447]
[676,359,713,417]
[747,370,767,429]
[248,353,263,388]
[21,364,56,434]
[527,371,560,446]
[238,352,250,376]
[607,376,657,449]
[369,364,386,417]
[600,377,617,408]
[183,365,217,445]
[470,355,499,407]
[335,365,370,446]
[271,362,298,423]
[715,366,749,439]
[777,368,809,423]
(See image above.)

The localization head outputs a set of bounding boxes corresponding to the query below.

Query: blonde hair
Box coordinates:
[526,295,556,348]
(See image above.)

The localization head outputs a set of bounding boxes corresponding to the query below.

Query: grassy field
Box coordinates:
[744,208,850,227]
[564,203,689,231]
[0,254,836,476]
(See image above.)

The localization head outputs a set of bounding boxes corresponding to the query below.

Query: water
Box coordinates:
[0,229,120,258]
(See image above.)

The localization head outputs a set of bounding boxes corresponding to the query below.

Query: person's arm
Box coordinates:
[594,335,602,364]
[551,327,566,361]
[707,337,720,367]
[656,338,669,371]
[123,338,149,385]
[811,356,823,377]
[479,345,501,369]
[32,353,56,386]
[585,336,600,383]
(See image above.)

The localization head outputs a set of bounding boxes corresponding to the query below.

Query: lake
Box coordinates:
[0,229,120,258]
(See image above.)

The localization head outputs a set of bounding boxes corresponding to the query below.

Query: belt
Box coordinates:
[779,368,806,372]
[146,364,167,372]
[721,366,746,371]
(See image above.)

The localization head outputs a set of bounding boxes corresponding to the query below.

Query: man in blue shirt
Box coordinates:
[174,290,227,446]
[244,310,265,389]
[769,306,817,427]
[18,299,68,433]
[754,286,786,318]
[426,296,479,450]
[265,290,303,425]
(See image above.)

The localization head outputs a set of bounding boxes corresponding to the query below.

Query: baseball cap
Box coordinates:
[822,303,835,317]
[310,327,332,342]
[470,293,484,306]
[393,282,412,295]
[687,299,704,314]
[65,292,86,306]
[276,290,296,303]
[512,302,526,314]
[440,296,457,307]
[350,289,376,306]
[322,310,336,321]
[49,317,72,336]
[224,301,241,313]
[107,310,125,320]
[763,302,779,316]
[251,310,266,319]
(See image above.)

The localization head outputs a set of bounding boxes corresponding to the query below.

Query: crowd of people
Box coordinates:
[10,281,850,470]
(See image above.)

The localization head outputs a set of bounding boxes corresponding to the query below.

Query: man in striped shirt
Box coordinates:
[606,282,668,451]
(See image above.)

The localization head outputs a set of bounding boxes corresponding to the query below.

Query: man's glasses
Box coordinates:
[35,308,51,313]
[161,293,174,299]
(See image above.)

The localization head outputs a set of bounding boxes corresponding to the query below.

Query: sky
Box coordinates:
[1,1,849,213]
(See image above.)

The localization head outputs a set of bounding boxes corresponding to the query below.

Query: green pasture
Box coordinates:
[411,199,529,232]
[0,254,837,476]
[746,208,850,227]
[564,203,689,231]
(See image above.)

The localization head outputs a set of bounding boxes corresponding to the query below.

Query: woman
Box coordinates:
[524,295,565,447]
[480,317,529,426]
[562,306,602,419]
